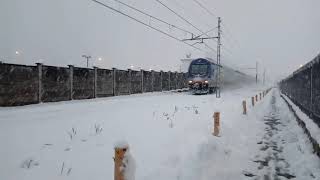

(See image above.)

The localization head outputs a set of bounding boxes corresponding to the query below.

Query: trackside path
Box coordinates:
[243,89,320,180]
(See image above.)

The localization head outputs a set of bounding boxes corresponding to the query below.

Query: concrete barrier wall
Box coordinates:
[96,69,113,97]
[131,70,142,94]
[177,73,185,89]
[115,70,130,96]
[73,67,94,100]
[41,65,71,102]
[0,62,187,106]
[169,72,177,90]
[0,63,38,106]
[162,72,170,91]
[153,72,161,91]
[143,71,153,92]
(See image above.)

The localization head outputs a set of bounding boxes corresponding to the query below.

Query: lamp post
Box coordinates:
[82,55,91,68]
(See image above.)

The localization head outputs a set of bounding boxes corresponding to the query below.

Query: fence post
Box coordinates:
[151,70,155,92]
[260,93,262,100]
[168,71,171,90]
[175,72,178,90]
[141,69,144,93]
[213,112,220,136]
[255,95,258,102]
[310,65,313,115]
[252,97,255,107]
[68,65,74,100]
[36,63,43,103]
[128,69,132,94]
[160,70,163,91]
[94,66,98,98]
[113,68,117,96]
[242,100,247,115]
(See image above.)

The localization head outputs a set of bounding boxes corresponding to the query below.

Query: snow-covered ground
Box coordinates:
[0,86,319,180]
[281,94,320,144]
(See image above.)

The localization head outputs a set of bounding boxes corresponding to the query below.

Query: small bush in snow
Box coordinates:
[21,158,39,169]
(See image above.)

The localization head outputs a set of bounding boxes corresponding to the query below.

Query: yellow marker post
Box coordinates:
[242,100,247,115]
[114,147,127,180]
[213,112,220,136]
[252,97,255,107]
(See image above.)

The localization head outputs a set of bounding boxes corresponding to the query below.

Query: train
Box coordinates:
[187,58,254,94]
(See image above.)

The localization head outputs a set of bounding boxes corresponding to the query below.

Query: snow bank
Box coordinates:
[281,94,320,143]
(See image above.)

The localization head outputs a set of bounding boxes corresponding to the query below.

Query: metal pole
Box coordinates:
[216,17,221,98]
[256,61,258,84]
[263,68,266,85]
[310,66,313,114]
[82,55,91,68]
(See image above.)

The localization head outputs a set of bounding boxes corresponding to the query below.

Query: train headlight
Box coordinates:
[188,80,193,84]
[204,80,209,84]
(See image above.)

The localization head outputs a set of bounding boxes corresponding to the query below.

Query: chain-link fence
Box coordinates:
[279,53,320,126]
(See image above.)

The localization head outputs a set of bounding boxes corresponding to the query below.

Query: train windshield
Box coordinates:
[190,64,208,75]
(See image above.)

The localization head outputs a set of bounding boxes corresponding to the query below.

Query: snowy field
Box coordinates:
[1,86,319,180]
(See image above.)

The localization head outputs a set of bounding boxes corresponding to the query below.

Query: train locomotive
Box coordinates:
[187,58,220,94]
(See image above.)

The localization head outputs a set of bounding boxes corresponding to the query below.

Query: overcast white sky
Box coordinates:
[1,0,319,81]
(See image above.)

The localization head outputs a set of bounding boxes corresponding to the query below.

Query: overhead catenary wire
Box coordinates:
[221,23,242,49]
[91,0,204,52]
[191,0,217,18]
[155,0,217,51]
[155,0,205,34]
[189,0,242,57]
[194,26,218,39]
[110,0,194,36]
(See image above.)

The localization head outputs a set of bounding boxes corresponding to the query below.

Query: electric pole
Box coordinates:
[263,68,266,85]
[255,61,258,84]
[82,55,92,68]
[216,17,221,98]
[240,62,259,84]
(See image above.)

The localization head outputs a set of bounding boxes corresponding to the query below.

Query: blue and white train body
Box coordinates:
[187,58,254,94]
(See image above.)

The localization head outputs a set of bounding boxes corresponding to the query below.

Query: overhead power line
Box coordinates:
[111,0,194,36]
[221,23,241,49]
[191,0,217,18]
[194,26,218,39]
[155,0,216,51]
[189,0,242,57]
[91,0,203,52]
[155,0,204,34]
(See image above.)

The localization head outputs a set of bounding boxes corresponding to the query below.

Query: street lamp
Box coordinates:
[82,55,91,68]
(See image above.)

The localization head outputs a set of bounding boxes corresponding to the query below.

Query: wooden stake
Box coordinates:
[213,112,220,136]
[260,93,262,100]
[114,147,127,180]
[252,97,255,107]
[255,95,258,102]
[242,100,247,115]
